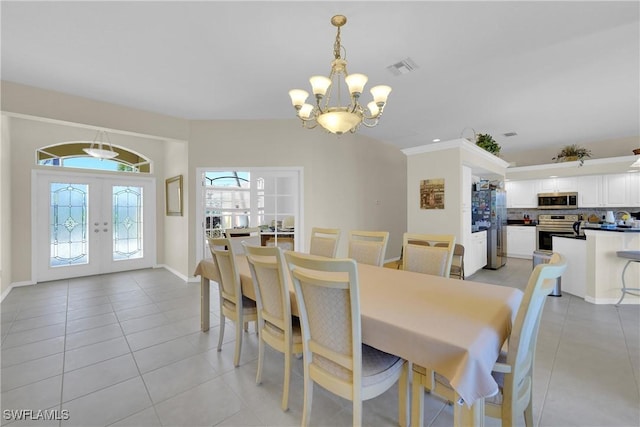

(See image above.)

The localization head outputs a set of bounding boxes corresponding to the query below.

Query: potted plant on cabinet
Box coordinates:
[475,133,501,156]
[552,144,592,166]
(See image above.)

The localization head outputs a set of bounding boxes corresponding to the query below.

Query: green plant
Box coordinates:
[475,133,501,156]
[552,144,592,166]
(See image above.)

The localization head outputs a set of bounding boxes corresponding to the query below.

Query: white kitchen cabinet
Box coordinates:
[577,173,639,208]
[466,230,487,276]
[507,226,536,259]
[505,180,538,208]
[628,173,640,206]
[538,177,577,193]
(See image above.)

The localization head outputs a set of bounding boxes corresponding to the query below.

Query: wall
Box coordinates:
[163,139,189,278]
[4,116,169,283]
[406,147,463,239]
[502,136,639,167]
[187,119,408,274]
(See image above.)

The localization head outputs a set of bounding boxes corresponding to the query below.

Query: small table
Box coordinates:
[615,250,640,305]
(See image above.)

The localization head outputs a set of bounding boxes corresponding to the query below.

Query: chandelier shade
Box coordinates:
[288,15,391,135]
[83,130,119,160]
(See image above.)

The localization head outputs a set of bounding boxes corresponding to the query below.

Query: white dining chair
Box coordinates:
[309,227,341,258]
[243,243,302,411]
[285,251,408,427]
[208,237,258,367]
[402,233,456,278]
[412,253,568,427]
[347,230,389,267]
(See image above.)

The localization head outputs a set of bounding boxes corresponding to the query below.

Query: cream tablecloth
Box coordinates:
[194,256,522,408]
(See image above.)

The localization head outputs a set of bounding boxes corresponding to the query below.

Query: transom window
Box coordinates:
[37,142,151,173]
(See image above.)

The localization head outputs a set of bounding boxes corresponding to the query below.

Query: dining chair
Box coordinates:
[435,242,465,279]
[347,230,389,266]
[285,251,408,427]
[225,227,261,254]
[243,243,302,411]
[402,233,456,278]
[309,227,341,258]
[208,237,258,367]
[412,253,567,427]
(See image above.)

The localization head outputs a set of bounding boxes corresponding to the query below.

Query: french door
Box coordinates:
[34,171,156,282]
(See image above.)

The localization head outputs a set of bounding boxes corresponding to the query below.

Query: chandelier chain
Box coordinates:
[333,26,342,60]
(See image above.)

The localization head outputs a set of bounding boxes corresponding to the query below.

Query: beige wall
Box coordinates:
[502,136,640,167]
[1,82,408,288]
[4,116,169,283]
[187,119,408,273]
[407,147,463,240]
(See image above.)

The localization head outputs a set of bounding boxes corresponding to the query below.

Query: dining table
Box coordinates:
[194,255,523,427]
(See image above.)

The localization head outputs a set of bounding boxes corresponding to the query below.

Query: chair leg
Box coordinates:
[301,376,313,427]
[256,333,264,385]
[234,318,243,367]
[281,350,291,411]
[411,374,425,427]
[217,314,226,352]
[353,400,362,427]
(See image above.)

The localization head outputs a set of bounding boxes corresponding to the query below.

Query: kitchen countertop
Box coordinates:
[582,225,640,233]
[506,221,537,226]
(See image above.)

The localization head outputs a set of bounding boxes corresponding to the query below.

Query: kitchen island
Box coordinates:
[584,228,640,304]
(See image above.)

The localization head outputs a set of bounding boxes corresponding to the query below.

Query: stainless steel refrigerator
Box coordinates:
[472,188,507,269]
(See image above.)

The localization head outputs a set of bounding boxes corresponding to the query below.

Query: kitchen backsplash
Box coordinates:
[507,208,640,222]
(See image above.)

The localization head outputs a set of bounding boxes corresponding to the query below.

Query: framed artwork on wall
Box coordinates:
[166,175,183,216]
[420,178,445,209]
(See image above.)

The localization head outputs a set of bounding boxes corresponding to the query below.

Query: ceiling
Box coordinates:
[2,1,639,153]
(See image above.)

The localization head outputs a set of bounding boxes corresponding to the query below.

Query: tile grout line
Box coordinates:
[616,305,640,399]
[534,293,571,427]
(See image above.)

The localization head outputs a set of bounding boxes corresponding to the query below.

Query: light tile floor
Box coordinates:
[1,259,638,427]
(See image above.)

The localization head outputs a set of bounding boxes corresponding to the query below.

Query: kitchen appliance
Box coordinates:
[536,214,580,251]
[537,192,578,209]
[472,187,507,269]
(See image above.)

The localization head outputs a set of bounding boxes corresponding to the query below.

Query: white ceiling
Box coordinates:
[2,1,638,153]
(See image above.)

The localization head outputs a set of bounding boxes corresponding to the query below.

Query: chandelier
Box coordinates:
[83,130,119,160]
[288,15,392,135]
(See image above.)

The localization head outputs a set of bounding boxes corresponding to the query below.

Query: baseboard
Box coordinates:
[157,264,197,283]
[584,295,639,305]
[1,280,36,303]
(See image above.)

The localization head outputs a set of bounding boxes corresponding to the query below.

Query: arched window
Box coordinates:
[36,142,151,173]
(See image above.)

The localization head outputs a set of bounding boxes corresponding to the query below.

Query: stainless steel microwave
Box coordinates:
[537,192,578,209]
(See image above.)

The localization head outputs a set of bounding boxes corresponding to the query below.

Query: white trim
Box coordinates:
[402,138,511,168]
[1,281,36,303]
[506,155,637,174]
[585,295,639,305]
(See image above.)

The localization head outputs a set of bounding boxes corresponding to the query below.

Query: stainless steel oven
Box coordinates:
[536,214,579,251]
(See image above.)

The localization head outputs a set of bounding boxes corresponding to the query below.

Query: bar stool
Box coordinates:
[615,251,640,306]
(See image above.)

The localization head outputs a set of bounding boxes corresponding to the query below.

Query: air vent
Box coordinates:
[387,58,419,76]
[503,132,518,137]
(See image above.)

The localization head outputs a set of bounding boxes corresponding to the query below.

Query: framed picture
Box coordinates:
[165,175,183,216]
[420,178,445,209]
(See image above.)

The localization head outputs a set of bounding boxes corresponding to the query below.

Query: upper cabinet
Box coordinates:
[538,177,577,193]
[505,180,538,208]
[577,173,640,207]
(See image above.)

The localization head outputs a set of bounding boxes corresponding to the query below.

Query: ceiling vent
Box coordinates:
[387,58,419,76]
[503,132,518,137]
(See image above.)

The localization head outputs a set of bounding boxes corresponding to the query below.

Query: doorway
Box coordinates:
[34,170,156,282]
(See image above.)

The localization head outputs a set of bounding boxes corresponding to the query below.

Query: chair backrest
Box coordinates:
[504,253,567,409]
[225,227,261,254]
[348,230,389,267]
[309,227,341,258]
[435,242,465,279]
[402,233,456,277]
[244,243,292,335]
[285,251,362,398]
[208,237,241,304]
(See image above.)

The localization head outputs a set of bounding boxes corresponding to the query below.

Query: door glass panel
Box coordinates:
[50,183,88,267]
[112,185,143,260]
